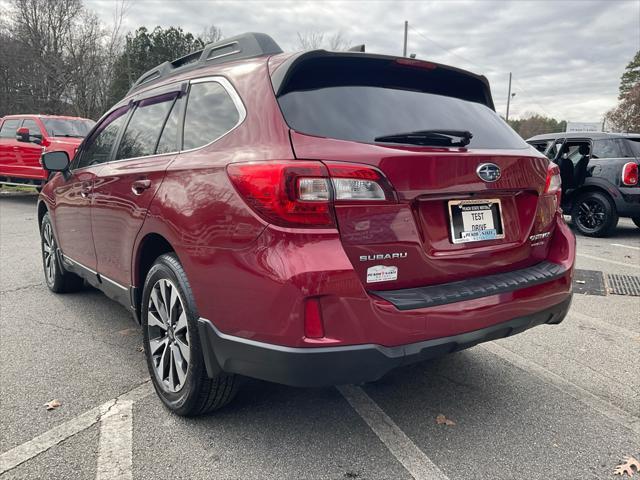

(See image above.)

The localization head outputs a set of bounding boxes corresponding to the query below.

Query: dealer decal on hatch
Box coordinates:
[366,265,398,283]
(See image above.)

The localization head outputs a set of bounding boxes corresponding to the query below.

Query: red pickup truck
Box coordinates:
[0,114,94,189]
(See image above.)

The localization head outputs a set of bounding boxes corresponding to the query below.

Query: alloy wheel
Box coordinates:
[147,278,190,393]
[576,198,606,232]
[42,222,56,285]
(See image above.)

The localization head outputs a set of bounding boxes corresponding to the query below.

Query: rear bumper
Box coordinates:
[370,261,567,310]
[198,296,572,387]
[614,187,640,217]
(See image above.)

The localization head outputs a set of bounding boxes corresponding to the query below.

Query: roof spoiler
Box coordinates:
[270,50,495,111]
[127,32,283,95]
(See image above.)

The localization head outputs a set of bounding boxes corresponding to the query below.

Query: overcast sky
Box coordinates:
[85,0,639,121]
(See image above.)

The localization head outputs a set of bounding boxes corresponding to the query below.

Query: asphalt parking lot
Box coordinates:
[1,190,638,480]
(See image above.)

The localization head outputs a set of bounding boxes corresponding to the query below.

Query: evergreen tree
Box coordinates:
[619,50,640,98]
[108,26,206,103]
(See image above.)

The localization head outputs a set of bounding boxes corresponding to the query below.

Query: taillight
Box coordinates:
[227,161,334,228]
[227,161,396,228]
[544,163,562,194]
[622,162,639,186]
[544,163,562,206]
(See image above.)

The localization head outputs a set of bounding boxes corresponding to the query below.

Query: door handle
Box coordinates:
[131,179,151,195]
[80,182,92,198]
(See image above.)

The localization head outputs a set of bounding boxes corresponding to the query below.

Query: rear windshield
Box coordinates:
[42,118,95,138]
[276,57,528,150]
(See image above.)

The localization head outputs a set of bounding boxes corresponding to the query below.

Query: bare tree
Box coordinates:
[328,31,350,50]
[10,0,82,113]
[201,25,223,44]
[296,31,351,51]
[296,31,325,50]
[1,0,127,118]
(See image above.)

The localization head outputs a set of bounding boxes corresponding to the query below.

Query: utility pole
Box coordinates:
[403,21,408,57]
[126,36,132,88]
[505,72,513,121]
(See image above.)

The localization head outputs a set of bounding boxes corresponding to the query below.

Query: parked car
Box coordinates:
[37,33,575,416]
[527,132,640,236]
[0,114,94,189]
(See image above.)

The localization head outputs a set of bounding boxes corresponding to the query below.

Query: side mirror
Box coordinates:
[42,151,70,173]
[16,127,42,145]
[16,127,30,143]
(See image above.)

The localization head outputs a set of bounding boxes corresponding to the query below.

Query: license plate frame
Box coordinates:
[448,198,505,244]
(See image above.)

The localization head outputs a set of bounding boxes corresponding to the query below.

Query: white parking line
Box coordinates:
[0,382,152,475]
[338,385,450,480]
[611,243,640,251]
[96,400,133,480]
[482,343,640,436]
[577,253,640,269]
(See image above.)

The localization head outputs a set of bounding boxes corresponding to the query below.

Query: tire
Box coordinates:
[141,253,238,416]
[632,216,640,229]
[40,212,84,293]
[571,191,619,237]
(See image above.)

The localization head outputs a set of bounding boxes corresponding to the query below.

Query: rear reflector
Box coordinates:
[622,162,639,186]
[304,298,324,338]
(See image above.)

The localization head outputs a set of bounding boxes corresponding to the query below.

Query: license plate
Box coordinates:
[448,199,505,244]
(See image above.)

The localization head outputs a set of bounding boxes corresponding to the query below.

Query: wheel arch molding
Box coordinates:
[131,232,180,318]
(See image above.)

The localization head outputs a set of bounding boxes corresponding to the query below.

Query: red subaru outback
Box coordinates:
[37,33,575,416]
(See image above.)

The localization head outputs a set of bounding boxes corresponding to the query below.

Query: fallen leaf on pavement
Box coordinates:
[435,414,455,426]
[615,456,640,477]
[44,399,61,411]
[136,345,144,352]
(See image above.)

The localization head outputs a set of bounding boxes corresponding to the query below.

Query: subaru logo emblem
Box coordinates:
[476,163,501,182]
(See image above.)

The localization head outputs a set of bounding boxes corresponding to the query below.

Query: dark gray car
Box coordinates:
[527,132,640,237]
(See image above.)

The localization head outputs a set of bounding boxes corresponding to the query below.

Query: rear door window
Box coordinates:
[591,139,624,159]
[116,95,175,160]
[42,118,94,138]
[183,81,241,150]
[0,119,21,138]
[546,140,564,160]
[528,141,549,153]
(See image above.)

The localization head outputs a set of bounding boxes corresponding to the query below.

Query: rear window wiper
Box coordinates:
[374,129,473,147]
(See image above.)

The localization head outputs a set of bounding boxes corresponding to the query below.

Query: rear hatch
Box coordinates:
[271,52,557,291]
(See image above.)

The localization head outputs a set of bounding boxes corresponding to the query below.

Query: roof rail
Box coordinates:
[127,32,283,95]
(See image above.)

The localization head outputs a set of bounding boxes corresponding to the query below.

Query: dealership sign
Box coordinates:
[566,122,603,133]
